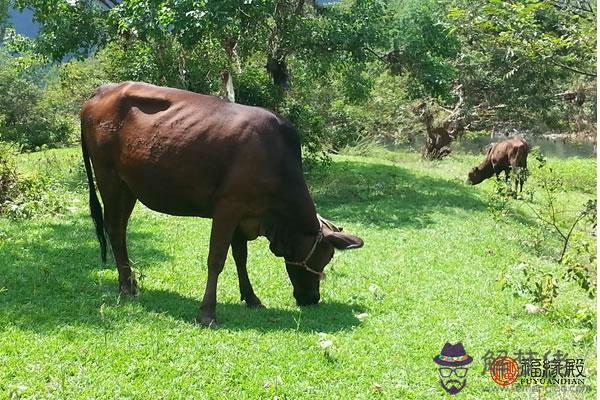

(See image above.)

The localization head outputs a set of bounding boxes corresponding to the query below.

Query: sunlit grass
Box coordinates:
[0,147,595,399]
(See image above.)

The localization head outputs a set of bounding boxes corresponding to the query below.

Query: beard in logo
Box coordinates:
[440,378,467,395]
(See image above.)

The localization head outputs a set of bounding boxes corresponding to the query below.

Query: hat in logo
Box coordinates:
[433,342,473,367]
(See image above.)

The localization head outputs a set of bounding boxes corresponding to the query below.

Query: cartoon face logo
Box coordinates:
[433,342,473,395]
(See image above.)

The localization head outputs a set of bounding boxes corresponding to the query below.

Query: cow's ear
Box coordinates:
[323,230,364,250]
[317,214,343,232]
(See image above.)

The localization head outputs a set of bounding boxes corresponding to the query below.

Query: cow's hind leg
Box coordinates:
[231,231,264,308]
[504,167,511,183]
[517,166,527,193]
[96,171,138,295]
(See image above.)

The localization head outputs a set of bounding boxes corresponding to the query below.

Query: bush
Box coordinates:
[277,61,421,159]
[0,142,66,219]
[0,142,18,207]
[1,116,75,150]
[235,63,284,110]
[0,43,111,150]
[0,49,65,149]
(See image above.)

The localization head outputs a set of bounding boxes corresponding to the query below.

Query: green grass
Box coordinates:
[0,147,596,399]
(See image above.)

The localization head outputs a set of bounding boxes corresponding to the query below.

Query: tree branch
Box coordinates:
[364,46,387,63]
[550,1,595,18]
[548,58,596,78]
[558,212,587,262]
[523,200,567,240]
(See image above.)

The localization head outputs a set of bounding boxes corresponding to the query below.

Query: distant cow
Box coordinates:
[80,82,363,326]
[467,137,529,192]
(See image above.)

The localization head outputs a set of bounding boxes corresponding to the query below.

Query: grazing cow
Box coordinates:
[467,137,529,192]
[80,82,363,326]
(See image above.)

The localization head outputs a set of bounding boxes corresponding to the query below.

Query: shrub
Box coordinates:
[501,262,559,312]
[0,48,69,150]
[0,142,66,219]
[0,142,18,207]
[235,63,284,110]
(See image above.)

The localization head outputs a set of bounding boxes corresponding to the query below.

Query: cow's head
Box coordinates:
[285,215,363,306]
[466,166,485,185]
[270,215,363,306]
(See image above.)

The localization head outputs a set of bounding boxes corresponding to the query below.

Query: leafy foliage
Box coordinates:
[387,0,459,99]
[0,143,66,218]
[2,0,596,154]
[0,42,108,150]
[502,262,559,311]
[563,230,597,299]
[448,0,597,130]
[0,0,9,38]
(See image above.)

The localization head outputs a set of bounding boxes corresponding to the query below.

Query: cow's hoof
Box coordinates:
[247,301,266,309]
[196,314,219,328]
[243,294,265,309]
[119,279,138,296]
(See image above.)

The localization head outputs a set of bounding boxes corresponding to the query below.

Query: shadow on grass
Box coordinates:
[307,160,487,228]
[0,214,360,334]
[0,214,169,330]
[308,159,531,228]
[1,156,527,334]
[138,288,361,332]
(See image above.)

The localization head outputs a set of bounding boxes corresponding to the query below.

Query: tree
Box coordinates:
[14,0,388,92]
[384,0,459,99]
[448,0,596,132]
[11,0,391,157]
[0,0,9,40]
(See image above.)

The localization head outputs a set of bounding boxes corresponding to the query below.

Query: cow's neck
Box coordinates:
[284,182,319,233]
[262,207,319,237]
[259,189,320,258]
[478,159,495,179]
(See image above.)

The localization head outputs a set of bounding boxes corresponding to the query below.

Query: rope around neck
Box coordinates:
[285,221,326,281]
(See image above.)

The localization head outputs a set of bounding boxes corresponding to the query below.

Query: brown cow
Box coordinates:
[467,137,529,192]
[80,82,363,326]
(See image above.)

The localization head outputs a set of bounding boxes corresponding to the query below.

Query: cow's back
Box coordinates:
[488,137,528,169]
[81,82,303,218]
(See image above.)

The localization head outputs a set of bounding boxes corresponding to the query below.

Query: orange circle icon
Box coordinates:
[490,356,519,386]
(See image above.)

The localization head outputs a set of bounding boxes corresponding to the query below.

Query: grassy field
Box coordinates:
[0,146,596,399]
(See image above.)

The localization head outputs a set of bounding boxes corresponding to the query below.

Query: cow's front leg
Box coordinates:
[519,176,524,193]
[231,231,264,308]
[197,212,238,327]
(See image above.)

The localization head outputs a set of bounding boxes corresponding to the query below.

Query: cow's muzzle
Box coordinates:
[296,294,320,306]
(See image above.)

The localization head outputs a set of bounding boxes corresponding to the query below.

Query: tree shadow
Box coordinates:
[0,213,360,334]
[137,288,362,333]
[1,157,531,334]
[307,159,530,228]
[0,214,170,332]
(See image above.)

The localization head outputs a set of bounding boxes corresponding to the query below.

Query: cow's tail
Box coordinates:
[81,127,107,263]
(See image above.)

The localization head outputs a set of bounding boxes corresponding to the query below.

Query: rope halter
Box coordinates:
[285,221,326,281]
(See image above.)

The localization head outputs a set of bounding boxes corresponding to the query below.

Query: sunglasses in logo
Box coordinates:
[439,367,468,378]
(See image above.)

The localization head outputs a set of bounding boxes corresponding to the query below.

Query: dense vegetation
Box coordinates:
[0,0,596,154]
